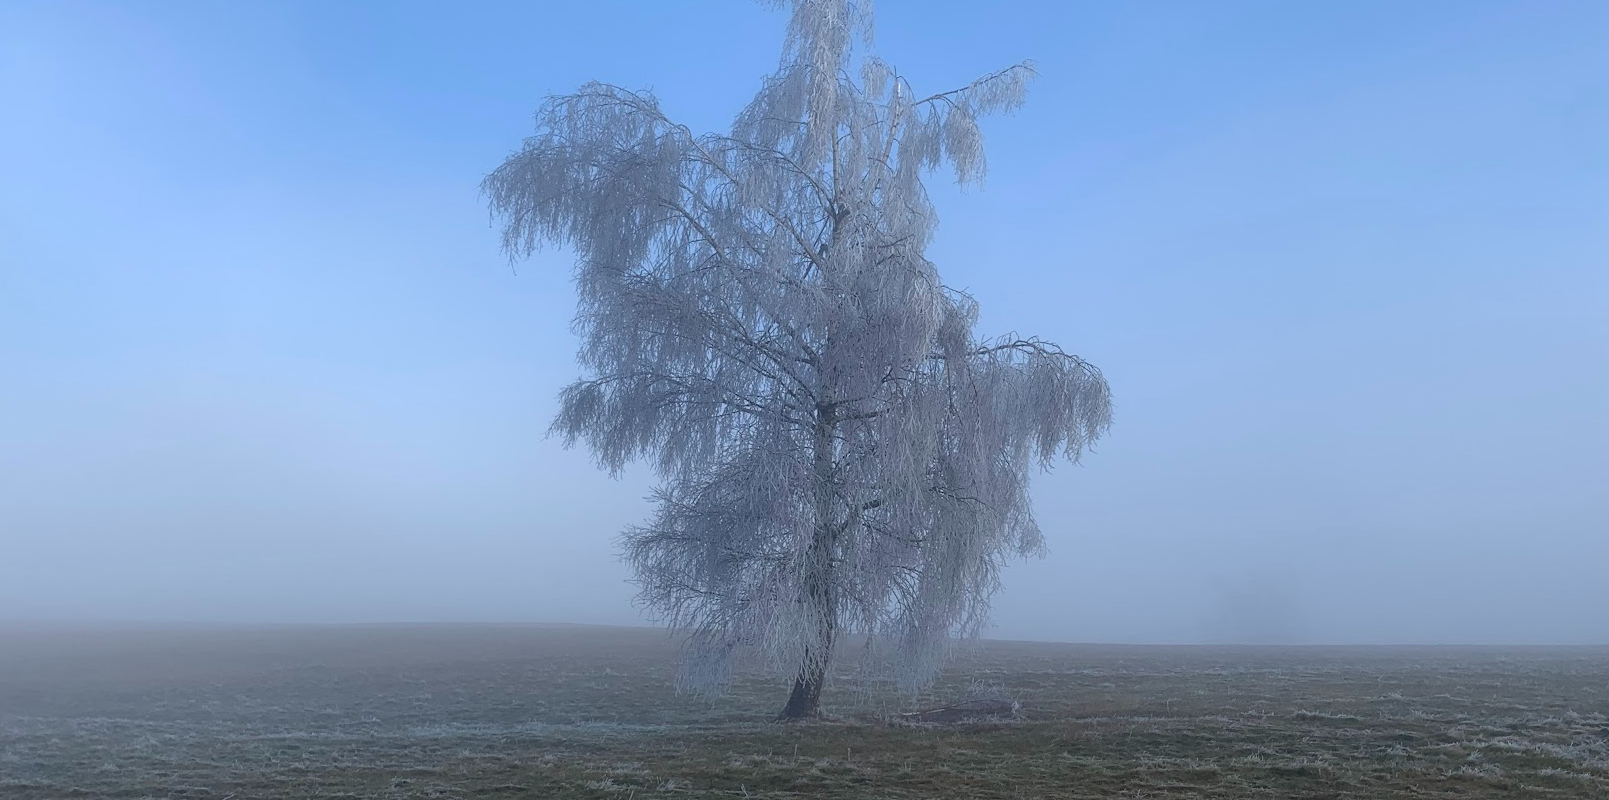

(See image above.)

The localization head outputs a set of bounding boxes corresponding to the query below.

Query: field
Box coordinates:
[1,624,1606,798]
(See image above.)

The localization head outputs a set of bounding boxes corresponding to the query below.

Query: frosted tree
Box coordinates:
[484,0,1111,720]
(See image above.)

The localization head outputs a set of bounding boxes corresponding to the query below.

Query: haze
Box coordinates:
[2,0,1604,645]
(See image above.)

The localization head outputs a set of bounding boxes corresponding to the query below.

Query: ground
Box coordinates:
[1,624,1606,798]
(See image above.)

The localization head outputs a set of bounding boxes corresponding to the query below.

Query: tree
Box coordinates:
[483,0,1112,720]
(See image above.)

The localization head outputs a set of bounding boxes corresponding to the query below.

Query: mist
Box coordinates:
[2,0,1604,646]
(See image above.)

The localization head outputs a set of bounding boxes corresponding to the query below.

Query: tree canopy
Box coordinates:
[484,0,1112,718]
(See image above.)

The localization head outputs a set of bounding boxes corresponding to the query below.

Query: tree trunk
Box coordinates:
[777,408,839,722]
[777,500,839,720]
[778,630,831,720]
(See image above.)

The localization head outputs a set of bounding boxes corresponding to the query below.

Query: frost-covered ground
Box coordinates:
[2,624,1605,798]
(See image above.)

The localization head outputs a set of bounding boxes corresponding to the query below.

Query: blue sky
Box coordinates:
[2,0,1605,643]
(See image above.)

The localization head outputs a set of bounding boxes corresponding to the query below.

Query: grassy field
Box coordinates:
[1,624,1606,798]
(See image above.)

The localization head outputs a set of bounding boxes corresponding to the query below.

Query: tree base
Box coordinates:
[776,665,827,721]
[775,695,823,722]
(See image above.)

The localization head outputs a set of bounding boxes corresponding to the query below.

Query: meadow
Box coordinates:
[2,623,1606,798]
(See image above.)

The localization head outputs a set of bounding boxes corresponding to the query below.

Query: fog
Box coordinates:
[2,0,1604,645]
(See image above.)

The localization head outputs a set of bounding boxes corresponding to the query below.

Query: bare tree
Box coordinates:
[484,0,1111,720]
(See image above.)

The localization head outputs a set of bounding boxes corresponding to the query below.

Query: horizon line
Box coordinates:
[2,618,1604,649]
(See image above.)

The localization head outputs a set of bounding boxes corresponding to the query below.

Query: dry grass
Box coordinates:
[1,623,1605,798]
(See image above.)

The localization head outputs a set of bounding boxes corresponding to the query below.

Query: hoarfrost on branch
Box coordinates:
[484,0,1112,714]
